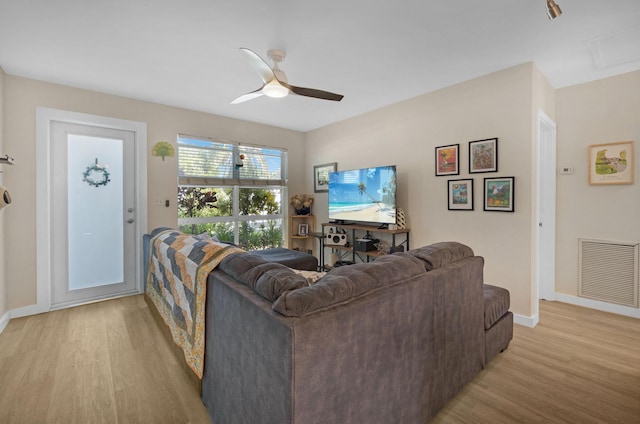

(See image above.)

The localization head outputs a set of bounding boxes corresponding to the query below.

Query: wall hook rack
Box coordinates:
[0,155,15,165]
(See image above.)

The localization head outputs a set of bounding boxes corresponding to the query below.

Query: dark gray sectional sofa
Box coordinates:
[201,241,512,424]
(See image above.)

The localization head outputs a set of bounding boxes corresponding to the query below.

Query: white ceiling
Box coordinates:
[1,0,639,132]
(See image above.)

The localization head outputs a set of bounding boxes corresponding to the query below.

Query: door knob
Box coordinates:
[127,218,134,224]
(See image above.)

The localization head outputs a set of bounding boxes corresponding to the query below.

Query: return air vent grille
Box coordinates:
[578,239,639,308]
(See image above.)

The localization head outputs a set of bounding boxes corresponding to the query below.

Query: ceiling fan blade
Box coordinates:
[239,48,276,85]
[231,87,265,104]
[288,84,344,102]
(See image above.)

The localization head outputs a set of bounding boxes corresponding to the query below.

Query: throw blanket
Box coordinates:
[146,230,244,378]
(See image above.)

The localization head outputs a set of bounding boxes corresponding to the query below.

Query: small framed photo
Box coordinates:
[588,141,634,185]
[298,224,309,236]
[314,162,337,193]
[435,144,459,176]
[484,177,514,212]
[469,138,498,173]
[447,179,474,210]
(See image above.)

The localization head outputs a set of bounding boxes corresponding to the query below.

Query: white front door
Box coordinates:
[50,121,138,308]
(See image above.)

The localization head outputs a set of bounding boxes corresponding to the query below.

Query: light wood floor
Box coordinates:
[1,297,638,423]
[0,295,211,424]
[433,300,640,424]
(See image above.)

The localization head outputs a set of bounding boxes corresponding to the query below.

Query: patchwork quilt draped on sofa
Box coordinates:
[145,229,243,378]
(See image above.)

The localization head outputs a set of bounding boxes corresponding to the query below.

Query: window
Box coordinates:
[177,135,287,251]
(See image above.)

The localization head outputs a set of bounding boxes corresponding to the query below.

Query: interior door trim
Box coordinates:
[534,109,557,326]
[31,107,147,315]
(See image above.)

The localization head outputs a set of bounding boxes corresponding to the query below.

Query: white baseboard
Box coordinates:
[513,312,539,328]
[0,310,10,335]
[552,293,640,319]
[514,293,640,329]
[9,303,49,319]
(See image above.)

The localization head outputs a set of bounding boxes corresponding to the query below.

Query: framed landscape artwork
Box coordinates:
[588,141,635,185]
[314,162,337,192]
[447,179,474,210]
[469,138,498,173]
[484,176,514,212]
[435,144,459,176]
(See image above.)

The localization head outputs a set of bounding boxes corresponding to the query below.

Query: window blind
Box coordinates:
[178,135,287,186]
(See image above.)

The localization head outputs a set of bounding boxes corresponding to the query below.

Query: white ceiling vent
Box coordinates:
[588,25,640,70]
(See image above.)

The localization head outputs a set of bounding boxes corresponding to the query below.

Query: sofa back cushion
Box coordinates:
[272,254,426,317]
[402,241,474,271]
[218,253,308,302]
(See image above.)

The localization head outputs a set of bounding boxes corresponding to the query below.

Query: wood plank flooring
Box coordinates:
[0,297,638,423]
[433,300,640,424]
[0,295,211,424]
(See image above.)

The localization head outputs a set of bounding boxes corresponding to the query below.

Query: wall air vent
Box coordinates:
[578,238,639,308]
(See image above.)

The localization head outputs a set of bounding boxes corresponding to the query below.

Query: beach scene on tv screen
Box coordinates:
[328,166,396,224]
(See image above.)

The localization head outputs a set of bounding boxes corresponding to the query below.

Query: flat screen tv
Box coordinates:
[328,165,397,226]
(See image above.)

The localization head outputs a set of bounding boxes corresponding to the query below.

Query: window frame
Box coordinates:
[177,135,288,249]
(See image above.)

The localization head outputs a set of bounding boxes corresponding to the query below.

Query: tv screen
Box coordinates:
[328,165,397,225]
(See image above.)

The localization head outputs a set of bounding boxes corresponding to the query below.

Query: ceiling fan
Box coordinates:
[231,48,344,104]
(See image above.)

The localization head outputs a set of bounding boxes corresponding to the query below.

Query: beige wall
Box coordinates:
[0,66,6,320]
[555,70,640,296]
[3,64,637,319]
[3,75,305,310]
[305,63,544,317]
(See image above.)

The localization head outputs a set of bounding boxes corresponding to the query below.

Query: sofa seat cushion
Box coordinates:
[483,284,510,330]
[404,242,475,271]
[252,247,318,271]
[272,254,426,317]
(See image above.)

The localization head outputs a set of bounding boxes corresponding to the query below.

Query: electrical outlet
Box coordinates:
[560,166,574,175]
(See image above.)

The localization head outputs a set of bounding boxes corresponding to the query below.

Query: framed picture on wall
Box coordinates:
[447,179,474,210]
[435,144,460,176]
[469,138,498,173]
[588,141,635,185]
[314,162,337,192]
[484,176,514,212]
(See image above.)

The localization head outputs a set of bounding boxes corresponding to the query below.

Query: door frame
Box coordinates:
[34,107,147,313]
[534,109,557,323]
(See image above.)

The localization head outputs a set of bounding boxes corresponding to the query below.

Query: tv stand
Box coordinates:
[330,219,351,225]
[320,222,410,270]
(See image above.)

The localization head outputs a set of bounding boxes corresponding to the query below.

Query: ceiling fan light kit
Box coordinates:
[263,81,289,98]
[232,47,344,104]
[546,0,562,20]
